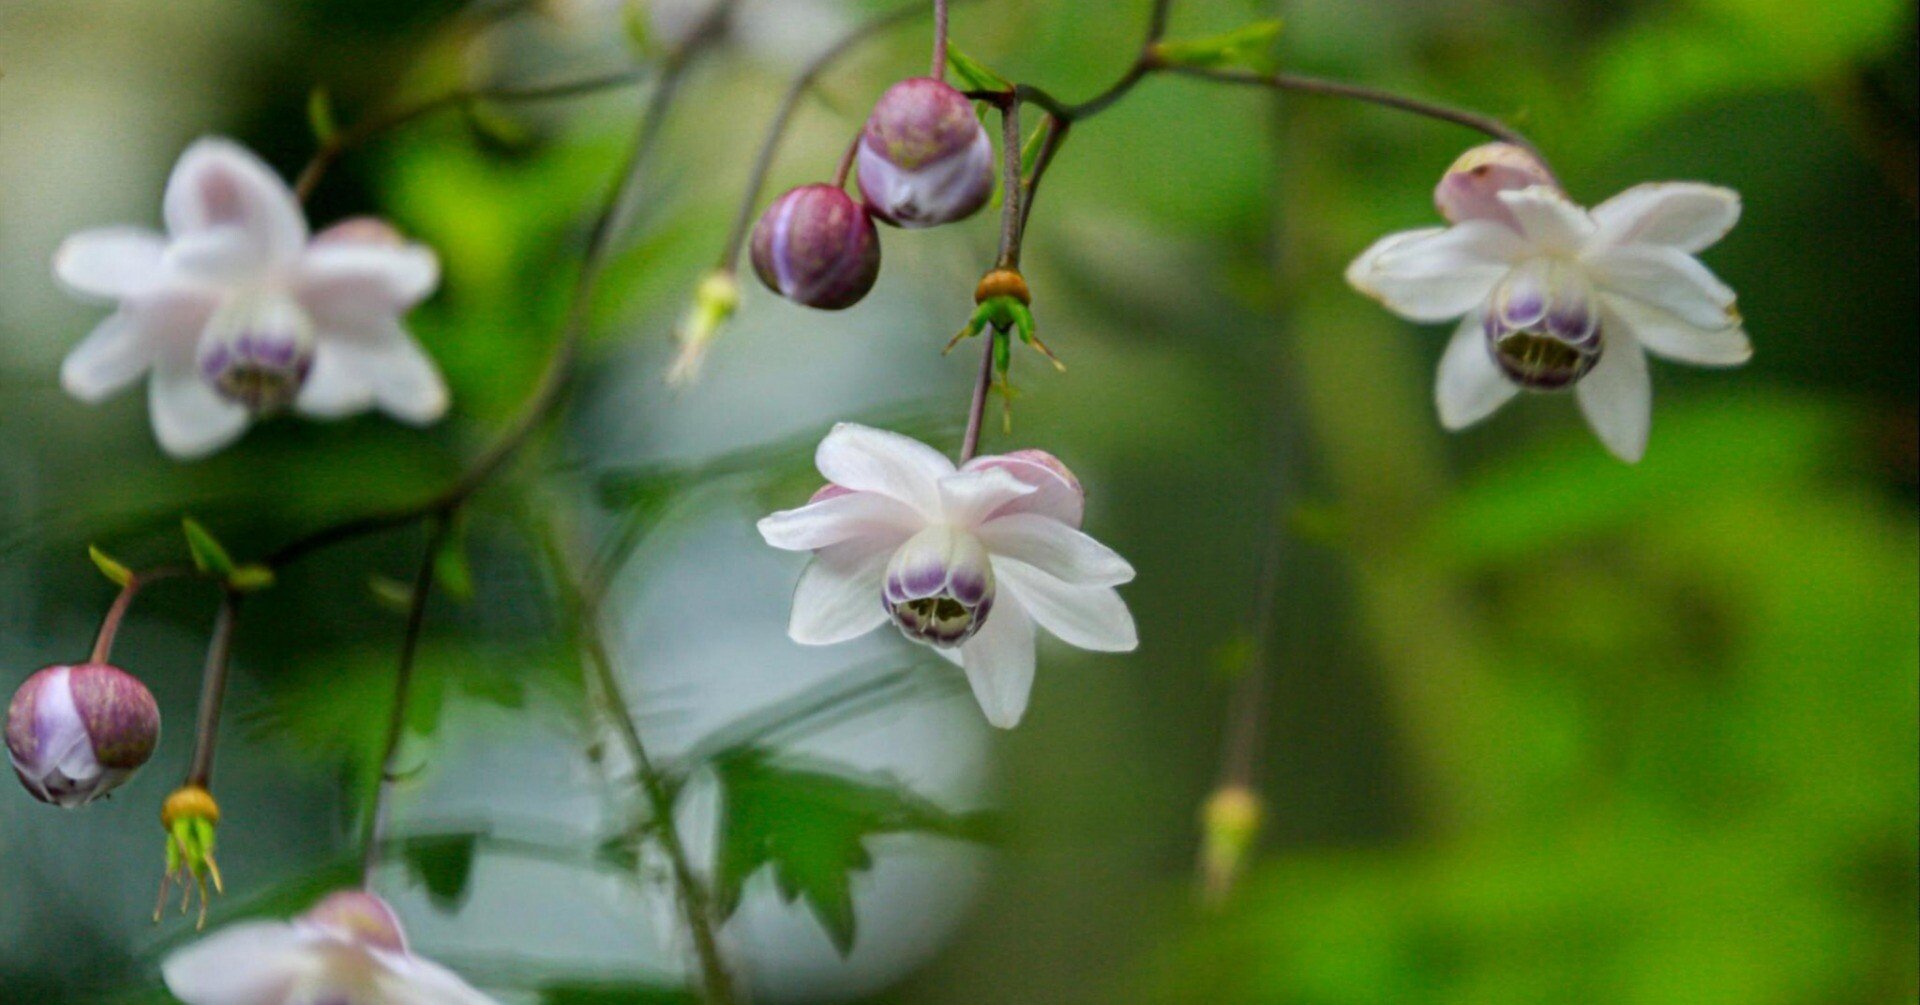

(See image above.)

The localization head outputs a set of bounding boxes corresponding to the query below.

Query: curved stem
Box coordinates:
[90,580,146,665]
[832,130,862,189]
[360,514,452,888]
[185,592,241,789]
[931,0,950,80]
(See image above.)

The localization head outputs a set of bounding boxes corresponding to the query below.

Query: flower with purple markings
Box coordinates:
[54,138,446,459]
[759,424,1137,729]
[856,77,995,229]
[1347,142,1751,462]
[7,662,159,807]
[162,890,501,1005]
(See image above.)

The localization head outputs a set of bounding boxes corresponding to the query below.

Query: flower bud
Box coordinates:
[196,293,317,413]
[750,184,882,310]
[8,663,160,807]
[1483,257,1601,390]
[159,785,225,926]
[1434,143,1558,230]
[667,269,742,386]
[884,526,995,647]
[1199,784,1263,904]
[314,216,406,247]
[856,77,994,229]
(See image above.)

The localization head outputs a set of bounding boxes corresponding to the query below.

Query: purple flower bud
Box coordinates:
[196,294,316,413]
[856,77,994,229]
[8,663,160,807]
[1435,143,1558,231]
[883,526,996,647]
[1484,258,1601,391]
[750,184,882,310]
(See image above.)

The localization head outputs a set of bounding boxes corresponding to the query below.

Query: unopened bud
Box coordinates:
[7,663,160,807]
[667,269,742,386]
[750,184,881,310]
[1199,784,1263,904]
[857,77,994,229]
[1434,143,1558,230]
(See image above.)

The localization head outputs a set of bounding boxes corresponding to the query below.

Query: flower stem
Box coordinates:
[931,0,950,80]
[832,130,861,189]
[185,591,241,789]
[360,514,452,888]
[958,334,995,464]
[995,100,1024,271]
[89,579,146,665]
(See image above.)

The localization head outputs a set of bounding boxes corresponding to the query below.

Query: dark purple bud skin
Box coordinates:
[857,77,994,229]
[8,663,159,807]
[750,184,881,310]
[67,664,161,768]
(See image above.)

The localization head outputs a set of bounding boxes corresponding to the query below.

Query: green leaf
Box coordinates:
[88,545,133,588]
[946,42,1011,95]
[1152,20,1284,73]
[463,101,533,151]
[307,87,338,144]
[711,748,992,955]
[434,523,474,602]
[403,833,479,911]
[227,564,276,592]
[181,518,235,577]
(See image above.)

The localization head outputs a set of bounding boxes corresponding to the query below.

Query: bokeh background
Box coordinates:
[1,0,1915,1002]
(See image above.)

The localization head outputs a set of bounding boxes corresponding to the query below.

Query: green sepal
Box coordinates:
[181,518,235,578]
[1152,20,1284,73]
[307,87,339,144]
[227,564,276,592]
[947,42,1012,95]
[89,545,134,588]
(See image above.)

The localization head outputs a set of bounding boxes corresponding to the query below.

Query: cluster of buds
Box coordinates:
[748,76,994,312]
[7,662,159,807]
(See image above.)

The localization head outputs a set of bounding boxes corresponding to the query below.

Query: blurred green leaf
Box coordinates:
[403,832,479,911]
[181,517,235,577]
[1152,20,1284,73]
[541,982,698,1005]
[228,563,276,592]
[947,41,1012,94]
[307,87,339,144]
[435,522,474,603]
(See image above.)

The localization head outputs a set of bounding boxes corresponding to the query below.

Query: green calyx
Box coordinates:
[946,294,1064,432]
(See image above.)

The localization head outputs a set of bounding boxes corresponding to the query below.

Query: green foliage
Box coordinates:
[87,544,133,588]
[402,832,480,911]
[181,517,235,577]
[541,983,699,1005]
[946,41,1012,95]
[306,87,339,144]
[1151,20,1284,73]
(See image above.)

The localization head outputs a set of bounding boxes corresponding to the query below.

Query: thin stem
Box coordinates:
[995,100,1024,270]
[715,1,933,273]
[832,130,862,189]
[931,0,950,80]
[958,335,995,464]
[90,579,146,665]
[185,592,241,789]
[360,514,453,888]
[293,69,651,203]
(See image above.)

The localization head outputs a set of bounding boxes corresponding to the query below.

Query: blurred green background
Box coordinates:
[1,0,1914,1003]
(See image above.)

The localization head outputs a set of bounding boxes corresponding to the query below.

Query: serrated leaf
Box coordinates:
[307,87,338,144]
[228,564,276,592]
[88,545,134,588]
[181,518,235,577]
[946,41,1011,94]
[711,748,990,955]
[1152,20,1284,73]
[403,833,478,911]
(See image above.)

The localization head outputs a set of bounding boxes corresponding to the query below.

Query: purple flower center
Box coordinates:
[197,295,316,413]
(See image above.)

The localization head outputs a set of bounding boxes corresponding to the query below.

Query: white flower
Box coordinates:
[53,138,446,459]
[162,890,500,1005]
[1346,143,1751,462]
[758,424,1138,729]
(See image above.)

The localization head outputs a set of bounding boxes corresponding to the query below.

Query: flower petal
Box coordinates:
[149,359,249,459]
[1434,312,1518,430]
[1496,187,1596,254]
[53,227,166,300]
[161,921,314,1005]
[960,449,1084,527]
[787,539,893,645]
[1584,244,1739,330]
[321,322,448,425]
[61,312,158,403]
[1345,223,1523,323]
[1603,293,1752,367]
[814,423,955,516]
[1590,182,1740,254]
[1576,338,1651,463]
[976,512,1133,587]
[372,953,504,1005]
[293,342,377,418]
[937,466,1036,528]
[955,597,1037,729]
[993,558,1137,652]
[163,138,306,264]
[757,491,921,552]
[296,241,440,315]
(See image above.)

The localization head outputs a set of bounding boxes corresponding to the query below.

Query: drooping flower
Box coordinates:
[750,184,882,310]
[6,662,159,807]
[54,138,446,459]
[1346,142,1751,462]
[758,424,1136,728]
[162,890,501,1005]
[856,78,995,229]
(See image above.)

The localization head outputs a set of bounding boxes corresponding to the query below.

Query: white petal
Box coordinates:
[814,423,955,517]
[994,558,1137,652]
[975,512,1133,587]
[1584,244,1739,330]
[163,138,307,264]
[1345,223,1524,323]
[373,953,504,1005]
[53,227,166,300]
[757,491,922,552]
[1496,187,1596,254]
[1590,182,1740,253]
[149,359,249,459]
[1434,312,1519,429]
[787,539,893,645]
[320,324,448,425]
[1603,294,1752,367]
[61,313,157,403]
[955,597,1037,729]
[959,450,1084,527]
[293,342,377,418]
[296,241,440,314]
[936,466,1035,528]
[1576,338,1651,463]
[161,921,314,1005]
